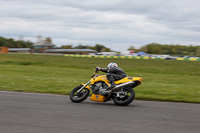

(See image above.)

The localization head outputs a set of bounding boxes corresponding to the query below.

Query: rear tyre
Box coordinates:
[70,85,90,103]
[112,88,135,106]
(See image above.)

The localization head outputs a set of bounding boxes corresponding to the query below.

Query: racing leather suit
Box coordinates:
[100,67,127,87]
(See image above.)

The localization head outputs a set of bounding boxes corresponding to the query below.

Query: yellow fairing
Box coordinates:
[91,75,110,85]
[90,94,106,102]
[115,77,143,84]
[91,76,143,86]
[133,77,143,83]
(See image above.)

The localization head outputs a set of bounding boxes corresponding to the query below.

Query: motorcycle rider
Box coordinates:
[96,62,127,94]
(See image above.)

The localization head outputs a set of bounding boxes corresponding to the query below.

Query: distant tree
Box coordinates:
[74,44,89,49]
[102,47,111,52]
[154,47,162,54]
[61,45,73,49]
[171,48,177,54]
[135,45,147,53]
[127,45,136,51]
[45,37,52,43]
[195,47,200,56]
[0,36,6,47]
[145,43,161,54]
[139,43,199,56]
[59,43,112,52]
[0,36,33,48]
[93,44,106,52]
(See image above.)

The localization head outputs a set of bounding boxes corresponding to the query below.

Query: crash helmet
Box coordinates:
[107,62,118,68]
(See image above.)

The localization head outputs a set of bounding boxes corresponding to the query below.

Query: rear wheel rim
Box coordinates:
[117,89,131,101]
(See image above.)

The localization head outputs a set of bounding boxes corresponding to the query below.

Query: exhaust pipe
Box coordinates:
[114,81,134,90]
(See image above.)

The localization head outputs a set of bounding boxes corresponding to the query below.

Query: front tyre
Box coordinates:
[70,85,90,103]
[112,88,135,106]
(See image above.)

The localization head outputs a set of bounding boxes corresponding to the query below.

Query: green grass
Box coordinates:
[0,53,200,103]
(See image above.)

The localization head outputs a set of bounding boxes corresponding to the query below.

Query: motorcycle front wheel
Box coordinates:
[112,88,135,106]
[70,85,90,103]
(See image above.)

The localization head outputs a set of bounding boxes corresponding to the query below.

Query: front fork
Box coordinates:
[77,73,99,93]
[77,80,91,93]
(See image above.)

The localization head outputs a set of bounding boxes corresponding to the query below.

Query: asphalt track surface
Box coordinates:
[0,91,200,133]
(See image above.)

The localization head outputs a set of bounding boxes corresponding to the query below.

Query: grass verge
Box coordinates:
[0,53,200,103]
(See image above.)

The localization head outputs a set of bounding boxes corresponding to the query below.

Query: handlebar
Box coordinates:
[91,68,99,78]
[93,67,100,73]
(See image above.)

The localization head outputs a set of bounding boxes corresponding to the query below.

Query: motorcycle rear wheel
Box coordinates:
[70,85,90,103]
[112,88,135,106]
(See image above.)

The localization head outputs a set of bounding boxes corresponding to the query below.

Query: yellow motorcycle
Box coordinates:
[70,69,143,106]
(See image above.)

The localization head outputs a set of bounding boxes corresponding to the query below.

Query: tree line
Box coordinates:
[60,44,111,52]
[128,43,200,56]
[0,36,33,48]
[0,36,199,56]
[0,36,111,52]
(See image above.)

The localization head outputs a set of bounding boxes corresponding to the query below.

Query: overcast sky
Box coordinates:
[0,0,200,51]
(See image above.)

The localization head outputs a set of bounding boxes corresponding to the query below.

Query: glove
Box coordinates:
[96,66,101,72]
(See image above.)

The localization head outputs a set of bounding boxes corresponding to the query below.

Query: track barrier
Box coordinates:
[64,54,200,61]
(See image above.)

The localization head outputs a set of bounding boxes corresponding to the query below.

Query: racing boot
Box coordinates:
[101,84,116,96]
[102,74,116,96]
[101,84,117,96]
[106,84,116,90]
